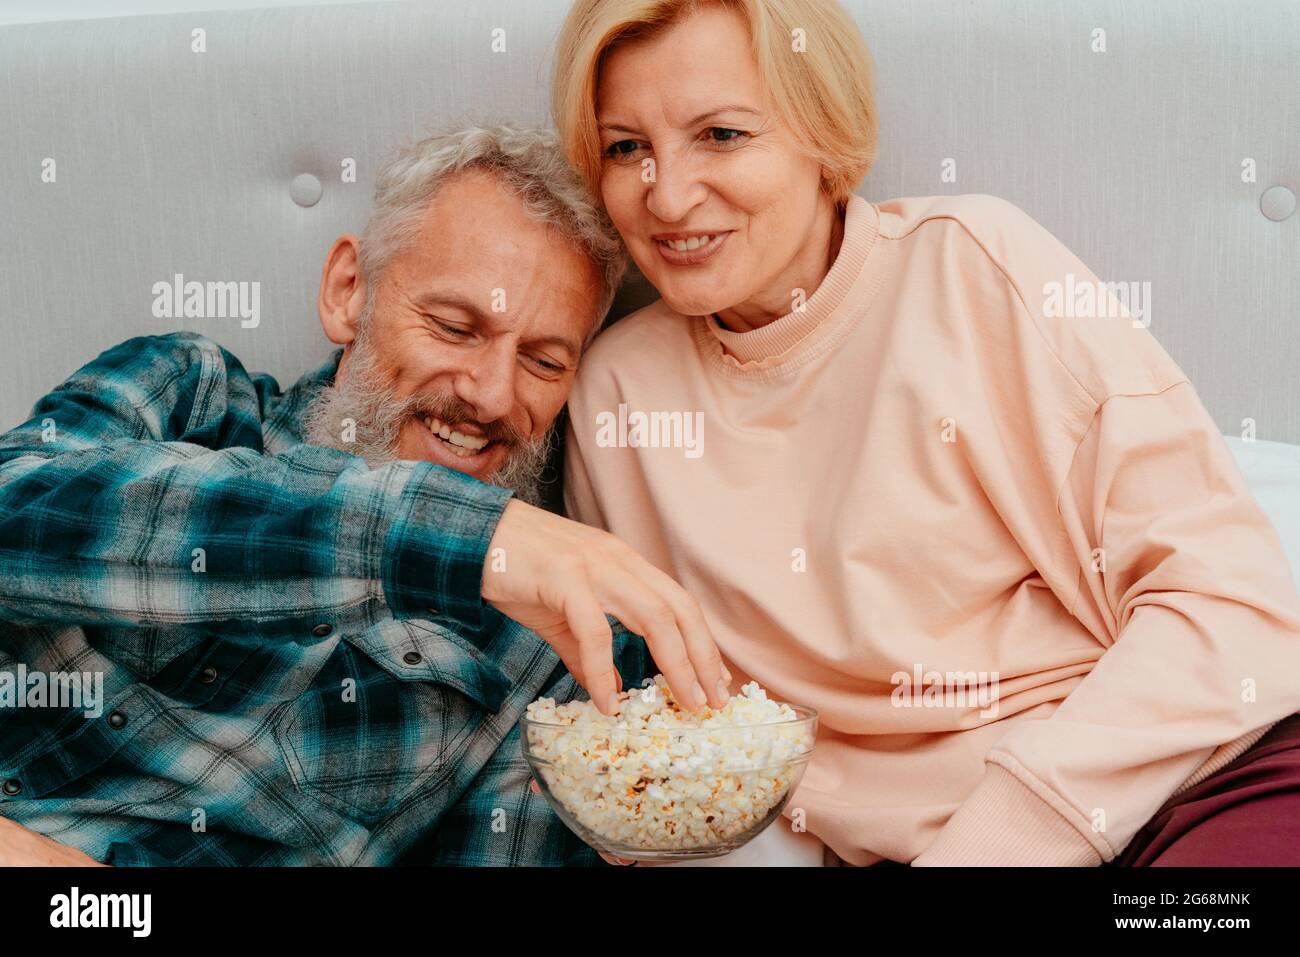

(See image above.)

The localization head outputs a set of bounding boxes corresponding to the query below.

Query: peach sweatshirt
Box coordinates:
[564,193,1300,866]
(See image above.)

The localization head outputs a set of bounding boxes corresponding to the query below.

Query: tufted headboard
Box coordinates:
[1,0,1297,439]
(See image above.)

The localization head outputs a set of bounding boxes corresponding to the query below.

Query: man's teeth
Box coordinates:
[662,234,717,252]
[423,416,489,455]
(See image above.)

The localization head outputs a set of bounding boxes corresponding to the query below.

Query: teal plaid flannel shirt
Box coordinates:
[0,332,652,866]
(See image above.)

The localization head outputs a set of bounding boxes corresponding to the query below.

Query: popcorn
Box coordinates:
[524,675,814,854]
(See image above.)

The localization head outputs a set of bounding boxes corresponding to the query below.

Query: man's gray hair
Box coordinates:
[358,125,626,344]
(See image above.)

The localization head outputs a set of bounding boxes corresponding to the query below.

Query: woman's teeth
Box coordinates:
[660,234,717,251]
[423,416,489,456]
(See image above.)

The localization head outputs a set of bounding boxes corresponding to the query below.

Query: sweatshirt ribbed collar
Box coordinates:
[702,194,878,365]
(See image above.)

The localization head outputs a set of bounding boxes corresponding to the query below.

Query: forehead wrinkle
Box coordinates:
[598,8,768,130]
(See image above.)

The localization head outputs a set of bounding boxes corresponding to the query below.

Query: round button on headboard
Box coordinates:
[1260,185,1296,222]
[290,173,323,208]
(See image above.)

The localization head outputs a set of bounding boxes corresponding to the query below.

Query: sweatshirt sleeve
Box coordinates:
[914,380,1300,865]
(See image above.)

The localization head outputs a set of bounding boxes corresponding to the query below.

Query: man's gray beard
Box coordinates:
[301,325,554,506]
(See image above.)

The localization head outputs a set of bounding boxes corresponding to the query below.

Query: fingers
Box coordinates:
[597,565,728,710]
[483,500,722,713]
[598,567,701,709]
[638,563,731,707]
[541,631,588,692]
[599,852,637,866]
[543,632,619,693]
[561,584,620,715]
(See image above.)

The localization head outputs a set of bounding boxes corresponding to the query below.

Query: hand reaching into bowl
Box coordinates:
[482,500,730,715]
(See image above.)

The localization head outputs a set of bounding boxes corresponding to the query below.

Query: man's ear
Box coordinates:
[318,235,368,346]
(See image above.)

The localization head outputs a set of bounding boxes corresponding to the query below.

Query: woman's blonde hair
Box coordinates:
[552,0,877,204]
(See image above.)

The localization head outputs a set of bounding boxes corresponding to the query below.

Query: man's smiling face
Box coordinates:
[310,169,605,494]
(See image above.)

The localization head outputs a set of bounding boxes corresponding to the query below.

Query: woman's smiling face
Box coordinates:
[596,4,836,326]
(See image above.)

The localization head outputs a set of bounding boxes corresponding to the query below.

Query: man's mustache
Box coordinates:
[408,394,527,447]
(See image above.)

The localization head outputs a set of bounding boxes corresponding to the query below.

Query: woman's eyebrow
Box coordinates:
[598,105,762,133]
[597,121,641,134]
[682,105,762,126]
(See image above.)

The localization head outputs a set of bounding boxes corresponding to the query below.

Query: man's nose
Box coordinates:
[645,153,707,225]
[453,338,517,425]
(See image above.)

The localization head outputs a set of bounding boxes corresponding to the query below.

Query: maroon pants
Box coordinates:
[1110,712,1300,866]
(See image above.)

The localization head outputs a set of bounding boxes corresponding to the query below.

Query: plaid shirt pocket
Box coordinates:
[272,619,506,825]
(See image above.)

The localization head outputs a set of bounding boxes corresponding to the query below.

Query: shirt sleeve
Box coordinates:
[914,380,1300,865]
[0,333,511,639]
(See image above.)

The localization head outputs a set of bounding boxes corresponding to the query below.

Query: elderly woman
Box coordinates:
[552,0,1300,866]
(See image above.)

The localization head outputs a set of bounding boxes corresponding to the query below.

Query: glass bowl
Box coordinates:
[521,705,817,862]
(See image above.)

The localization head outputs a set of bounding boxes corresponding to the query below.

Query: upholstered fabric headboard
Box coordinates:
[1,0,1297,439]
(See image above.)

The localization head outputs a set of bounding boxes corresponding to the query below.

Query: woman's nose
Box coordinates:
[645,156,707,224]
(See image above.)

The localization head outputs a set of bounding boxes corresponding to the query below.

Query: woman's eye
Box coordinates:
[604,139,643,161]
[704,127,749,147]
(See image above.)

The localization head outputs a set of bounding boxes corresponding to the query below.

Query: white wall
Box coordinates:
[0,0,402,27]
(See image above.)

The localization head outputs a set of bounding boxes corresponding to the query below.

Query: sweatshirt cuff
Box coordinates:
[911,763,1108,866]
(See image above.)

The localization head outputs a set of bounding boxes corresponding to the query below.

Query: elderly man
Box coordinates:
[0,126,728,866]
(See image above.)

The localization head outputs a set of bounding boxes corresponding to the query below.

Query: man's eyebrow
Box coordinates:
[530,333,582,360]
[410,290,490,320]
[598,105,763,133]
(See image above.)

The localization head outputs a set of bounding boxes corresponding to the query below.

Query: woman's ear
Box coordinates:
[317,235,367,346]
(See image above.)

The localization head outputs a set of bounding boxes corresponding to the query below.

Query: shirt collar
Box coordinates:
[263,347,344,453]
